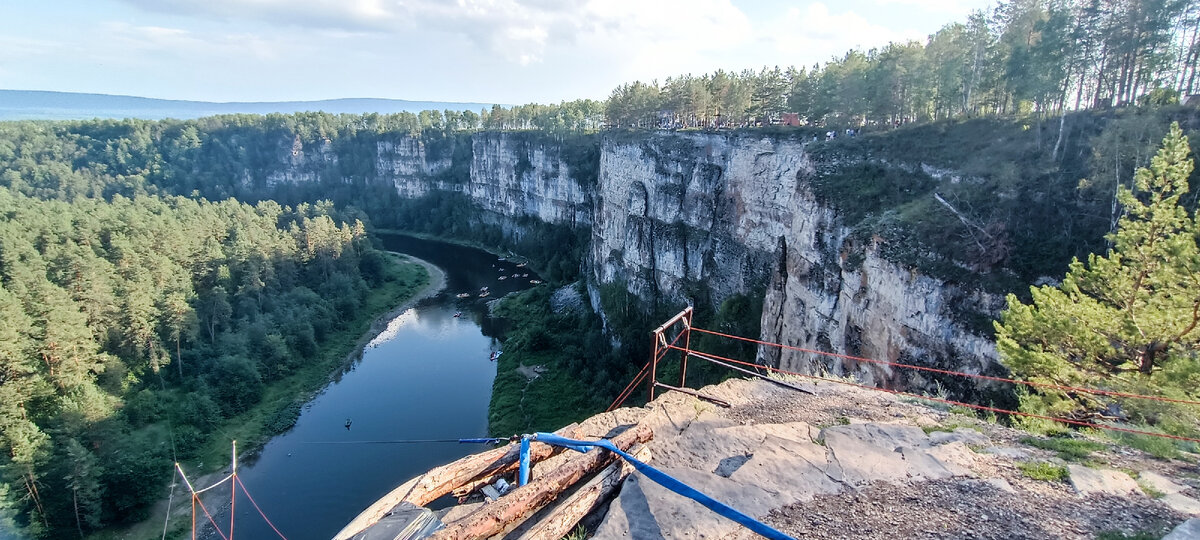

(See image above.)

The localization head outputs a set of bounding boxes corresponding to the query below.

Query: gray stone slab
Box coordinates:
[728,435,844,503]
[980,446,1031,460]
[1141,471,1189,495]
[1068,464,1141,496]
[928,427,988,447]
[1163,493,1200,516]
[593,468,778,539]
[820,423,934,486]
[1164,518,1200,539]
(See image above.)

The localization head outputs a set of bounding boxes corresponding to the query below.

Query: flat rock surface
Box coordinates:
[588,378,1192,539]
[1067,465,1141,496]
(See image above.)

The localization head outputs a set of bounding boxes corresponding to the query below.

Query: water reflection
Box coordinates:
[200,235,537,540]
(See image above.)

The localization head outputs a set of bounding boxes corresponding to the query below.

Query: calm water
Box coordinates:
[201,234,538,540]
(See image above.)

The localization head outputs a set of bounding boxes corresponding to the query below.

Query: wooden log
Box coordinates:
[510,444,650,540]
[331,424,580,540]
[429,424,653,540]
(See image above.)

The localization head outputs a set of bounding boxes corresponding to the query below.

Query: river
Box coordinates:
[201,234,539,539]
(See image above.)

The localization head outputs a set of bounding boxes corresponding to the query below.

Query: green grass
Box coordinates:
[922,423,981,435]
[486,284,617,437]
[1017,461,1070,482]
[1020,436,1106,461]
[562,525,589,540]
[1105,430,1185,460]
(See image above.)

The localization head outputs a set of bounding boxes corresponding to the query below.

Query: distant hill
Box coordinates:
[0,90,502,121]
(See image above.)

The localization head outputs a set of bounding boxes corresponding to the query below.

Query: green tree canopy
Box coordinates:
[995,122,1200,430]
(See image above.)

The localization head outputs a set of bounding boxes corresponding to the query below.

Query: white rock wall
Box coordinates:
[592,132,1000,383]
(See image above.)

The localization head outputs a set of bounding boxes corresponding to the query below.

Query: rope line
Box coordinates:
[607,361,651,411]
[192,474,233,494]
[302,438,507,445]
[666,344,1200,444]
[690,326,1200,406]
[236,476,289,540]
[531,432,794,539]
[161,471,177,540]
[606,328,688,412]
[192,494,228,540]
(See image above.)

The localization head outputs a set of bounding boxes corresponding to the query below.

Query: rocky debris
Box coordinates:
[1068,465,1142,496]
[1165,518,1200,539]
[979,446,1032,460]
[756,477,1182,540]
[580,378,1193,539]
[516,364,547,381]
[550,284,585,314]
[1143,471,1190,495]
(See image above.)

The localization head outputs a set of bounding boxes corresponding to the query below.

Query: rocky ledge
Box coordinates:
[558,378,1199,539]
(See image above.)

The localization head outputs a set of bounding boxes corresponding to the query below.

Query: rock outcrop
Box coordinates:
[275,129,1005,387]
[563,379,1194,539]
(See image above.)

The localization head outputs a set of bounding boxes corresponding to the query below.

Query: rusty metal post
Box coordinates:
[649,329,659,402]
[679,309,693,388]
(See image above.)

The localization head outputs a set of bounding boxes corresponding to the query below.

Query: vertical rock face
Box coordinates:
[468,133,591,226]
[375,136,454,197]
[270,129,1001,385]
[266,135,338,186]
[591,132,1000,386]
[591,133,801,302]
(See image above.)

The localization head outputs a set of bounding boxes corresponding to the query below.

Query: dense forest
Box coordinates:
[607,0,1200,129]
[2,0,1200,536]
[0,186,419,536]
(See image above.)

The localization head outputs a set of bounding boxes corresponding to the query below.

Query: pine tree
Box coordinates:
[995,123,1200,427]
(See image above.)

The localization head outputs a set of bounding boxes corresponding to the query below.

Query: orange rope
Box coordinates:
[607,361,651,411]
[690,326,1200,406]
[193,494,228,540]
[665,344,1200,444]
[236,476,288,540]
[606,328,688,411]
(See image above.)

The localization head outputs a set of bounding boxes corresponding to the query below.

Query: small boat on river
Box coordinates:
[498,276,507,281]
[530,279,542,284]
[456,293,471,298]
[453,312,462,318]
[479,291,490,298]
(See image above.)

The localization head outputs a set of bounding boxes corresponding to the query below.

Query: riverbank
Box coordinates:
[91,252,440,540]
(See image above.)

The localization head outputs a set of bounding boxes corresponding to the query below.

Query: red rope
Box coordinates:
[665,344,1200,444]
[236,476,289,540]
[193,494,228,540]
[607,328,689,412]
[691,326,1200,407]
[607,361,651,411]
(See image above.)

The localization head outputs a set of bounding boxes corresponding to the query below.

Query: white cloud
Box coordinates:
[871,0,992,20]
[112,0,751,69]
[764,3,924,64]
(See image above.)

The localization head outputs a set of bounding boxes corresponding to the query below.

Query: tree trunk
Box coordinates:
[331,424,582,540]
[510,444,651,540]
[429,425,653,540]
[1138,342,1164,374]
[73,489,84,539]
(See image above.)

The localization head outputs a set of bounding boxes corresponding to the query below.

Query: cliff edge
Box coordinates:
[557,377,1197,539]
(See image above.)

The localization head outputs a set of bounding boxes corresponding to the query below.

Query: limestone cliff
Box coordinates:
[591,132,1002,387]
[271,129,1003,387]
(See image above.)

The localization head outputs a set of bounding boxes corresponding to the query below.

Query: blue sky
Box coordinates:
[0,0,993,104]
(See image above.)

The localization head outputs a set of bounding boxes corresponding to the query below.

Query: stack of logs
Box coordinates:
[332,424,654,540]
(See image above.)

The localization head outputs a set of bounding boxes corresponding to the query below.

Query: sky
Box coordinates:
[0,0,993,105]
